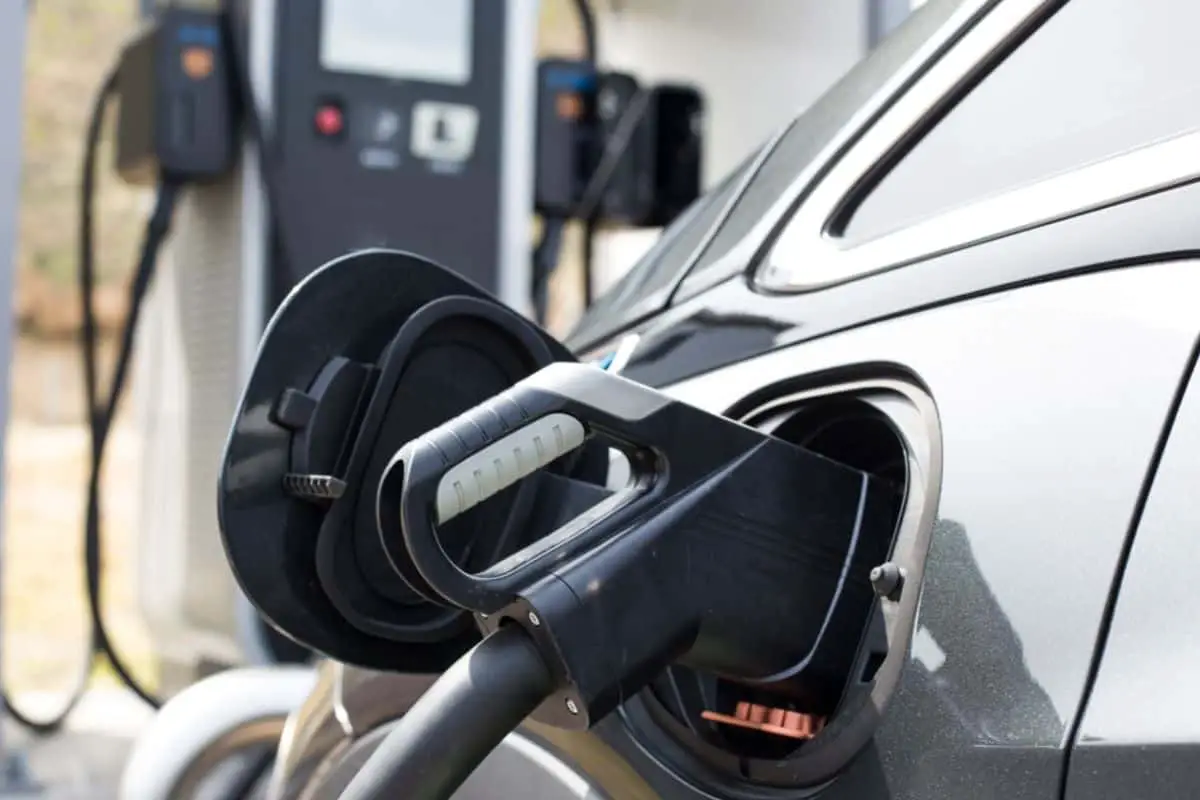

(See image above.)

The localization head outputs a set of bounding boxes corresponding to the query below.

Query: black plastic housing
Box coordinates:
[534,59,597,217]
[115,8,239,186]
[532,63,703,228]
[217,250,607,672]
[383,364,896,730]
[596,71,656,226]
[646,84,705,227]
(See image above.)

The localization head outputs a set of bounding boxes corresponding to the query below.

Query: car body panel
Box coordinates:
[1064,363,1200,799]
[268,661,360,799]
[575,0,1200,388]
[608,179,1200,390]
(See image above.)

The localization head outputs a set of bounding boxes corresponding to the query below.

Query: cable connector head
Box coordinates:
[115,7,239,187]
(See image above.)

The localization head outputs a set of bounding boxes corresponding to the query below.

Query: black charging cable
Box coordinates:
[3,0,292,753]
[338,625,553,800]
[572,0,599,310]
[4,16,298,800]
[0,67,119,735]
[530,0,601,326]
[531,82,654,327]
[1,62,178,734]
[82,175,182,715]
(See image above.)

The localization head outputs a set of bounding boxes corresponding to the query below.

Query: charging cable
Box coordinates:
[532,85,653,325]
[572,0,600,310]
[339,626,553,800]
[531,0,601,326]
[1,61,178,734]
[3,0,277,732]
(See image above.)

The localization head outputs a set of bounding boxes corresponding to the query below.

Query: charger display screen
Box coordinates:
[319,0,473,85]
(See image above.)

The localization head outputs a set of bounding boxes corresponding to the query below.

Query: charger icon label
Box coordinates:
[181,46,214,80]
[372,109,402,144]
[410,102,479,165]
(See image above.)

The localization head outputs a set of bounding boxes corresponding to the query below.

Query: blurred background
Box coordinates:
[9,0,152,709]
[3,0,595,722]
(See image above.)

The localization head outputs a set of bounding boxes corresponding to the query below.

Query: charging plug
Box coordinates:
[115,7,238,187]
[384,363,898,730]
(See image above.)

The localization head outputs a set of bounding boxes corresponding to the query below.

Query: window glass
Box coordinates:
[602,151,753,305]
[685,0,963,276]
[843,0,1200,242]
[567,0,968,346]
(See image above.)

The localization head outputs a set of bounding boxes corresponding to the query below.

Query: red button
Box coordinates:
[314,104,344,137]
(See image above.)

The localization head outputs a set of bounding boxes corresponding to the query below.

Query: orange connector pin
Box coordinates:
[701,702,825,740]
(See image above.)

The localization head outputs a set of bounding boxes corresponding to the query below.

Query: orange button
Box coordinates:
[182,46,214,80]
[556,92,583,121]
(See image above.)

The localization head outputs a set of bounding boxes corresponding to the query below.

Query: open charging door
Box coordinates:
[217,249,608,671]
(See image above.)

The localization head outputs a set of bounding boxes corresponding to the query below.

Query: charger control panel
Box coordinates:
[271,0,535,310]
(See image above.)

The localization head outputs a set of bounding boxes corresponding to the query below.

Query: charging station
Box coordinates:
[124,0,898,694]
[131,0,541,692]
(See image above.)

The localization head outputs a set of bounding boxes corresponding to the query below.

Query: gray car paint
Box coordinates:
[1064,363,1200,799]
[271,262,1200,799]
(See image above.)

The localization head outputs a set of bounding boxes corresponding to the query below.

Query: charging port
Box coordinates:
[641,394,910,776]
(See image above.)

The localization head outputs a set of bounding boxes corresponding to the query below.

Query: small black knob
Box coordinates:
[869,562,905,602]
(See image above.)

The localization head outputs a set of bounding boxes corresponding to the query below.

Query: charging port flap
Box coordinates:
[217,249,608,672]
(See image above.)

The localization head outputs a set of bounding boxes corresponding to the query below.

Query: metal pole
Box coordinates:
[0,1,37,795]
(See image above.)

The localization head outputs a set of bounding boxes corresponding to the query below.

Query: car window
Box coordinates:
[841,0,1200,242]
[684,0,964,278]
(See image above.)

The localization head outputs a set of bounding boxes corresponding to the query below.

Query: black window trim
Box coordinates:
[755,0,1200,294]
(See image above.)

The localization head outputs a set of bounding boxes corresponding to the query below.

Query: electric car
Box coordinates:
[243,0,1200,796]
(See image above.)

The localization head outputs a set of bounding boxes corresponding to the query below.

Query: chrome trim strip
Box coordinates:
[755,0,1200,293]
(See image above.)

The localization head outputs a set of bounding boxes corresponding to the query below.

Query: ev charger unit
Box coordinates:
[132,0,540,691]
